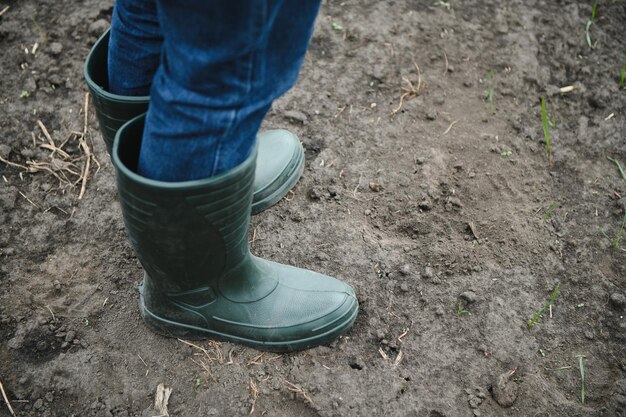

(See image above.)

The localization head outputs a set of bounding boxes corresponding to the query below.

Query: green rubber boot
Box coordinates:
[84,29,303,214]
[112,115,358,352]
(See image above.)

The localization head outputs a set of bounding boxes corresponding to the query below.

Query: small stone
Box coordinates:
[460,291,477,304]
[463,79,474,88]
[423,267,434,279]
[364,209,371,216]
[448,197,463,208]
[49,42,63,55]
[468,395,481,409]
[492,371,518,407]
[415,157,426,165]
[399,283,409,292]
[369,182,381,192]
[434,96,445,105]
[65,330,76,342]
[584,330,594,340]
[88,19,109,37]
[418,200,432,211]
[45,392,54,402]
[308,187,322,200]
[53,280,61,290]
[283,110,308,124]
[426,111,437,120]
[609,293,626,310]
[61,341,69,349]
[399,264,411,276]
[473,410,481,417]
[34,398,44,409]
[0,144,11,159]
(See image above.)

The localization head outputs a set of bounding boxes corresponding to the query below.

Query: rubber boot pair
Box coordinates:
[85,31,359,351]
[84,29,303,215]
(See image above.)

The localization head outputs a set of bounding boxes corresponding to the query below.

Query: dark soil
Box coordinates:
[1,0,625,416]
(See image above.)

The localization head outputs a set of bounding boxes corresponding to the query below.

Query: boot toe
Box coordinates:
[252,129,304,213]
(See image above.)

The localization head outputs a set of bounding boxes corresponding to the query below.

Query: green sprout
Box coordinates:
[543,200,560,223]
[527,283,560,329]
[500,150,512,157]
[435,1,451,10]
[332,22,343,31]
[602,211,626,251]
[457,302,471,319]
[576,355,586,404]
[541,97,552,165]
[585,0,598,48]
[20,90,30,98]
[607,156,626,181]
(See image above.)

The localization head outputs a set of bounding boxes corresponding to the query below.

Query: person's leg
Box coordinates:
[108,0,162,96]
[137,0,321,181]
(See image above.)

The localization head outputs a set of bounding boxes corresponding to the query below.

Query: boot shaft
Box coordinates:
[113,115,256,294]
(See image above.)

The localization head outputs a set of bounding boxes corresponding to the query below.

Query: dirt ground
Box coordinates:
[1,0,625,416]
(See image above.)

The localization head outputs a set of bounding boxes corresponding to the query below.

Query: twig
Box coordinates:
[249,378,258,415]
[0,6,10,18]
[78,93,93,199]
[18,191,40,209]
[443,50,449,75]
[391,61,425,116]
[285,381,314,405]
[45,305,56,322]
[0,156,30,171]
[443,120,459,134]
[0,379,16,417]
[37,120,55,147]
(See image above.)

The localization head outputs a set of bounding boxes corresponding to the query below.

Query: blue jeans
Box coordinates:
[108,0,321,181]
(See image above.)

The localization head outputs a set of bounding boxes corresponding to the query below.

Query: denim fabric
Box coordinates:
[108,0,321,181]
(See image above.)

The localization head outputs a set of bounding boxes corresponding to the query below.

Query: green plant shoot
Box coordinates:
[607,156,626,181]
[577,355,586,404]
[543,200,559,223]
[585,0,598,48]
[527,283,560,329]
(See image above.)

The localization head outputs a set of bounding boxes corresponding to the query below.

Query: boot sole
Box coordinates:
[138,291,358,352]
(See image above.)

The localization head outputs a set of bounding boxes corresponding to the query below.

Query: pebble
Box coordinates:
[418,200,432,211]
[65,330,76,342]
[49,42,63,55]
[0,144,11,158]
[34,398,44,409]
[434,96,445,105]
[308,187,322,200]
[423,267,434,279]
[399,283,409,292]
[415,157,426,165]
[463,79,474,87]
[399,264,411,276]
[460,291,477,304]
[283,110,308,124]
[426,111,437,120]
[492,371,518,407]
[369,182,381,192]
[88,19,109,37]
[609,293,626,310]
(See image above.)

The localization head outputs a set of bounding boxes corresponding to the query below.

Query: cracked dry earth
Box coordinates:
[1,0,625,416]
